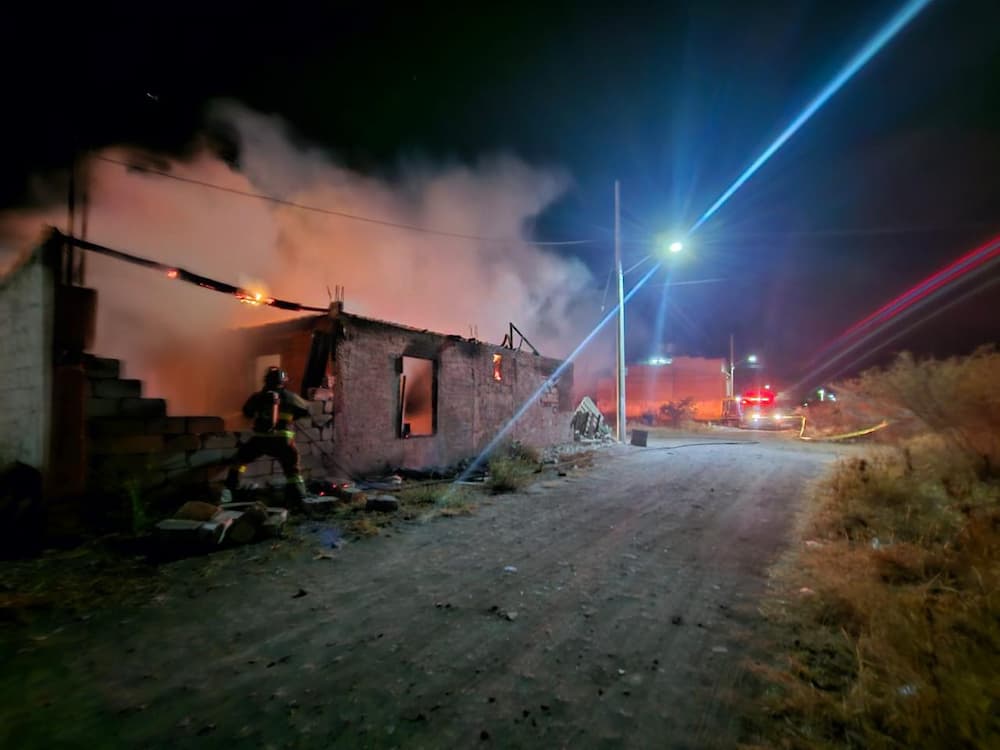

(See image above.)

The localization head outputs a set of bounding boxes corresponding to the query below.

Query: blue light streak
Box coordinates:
[689,0,935,234]
[454,263,662,484]
[649,267,674,360]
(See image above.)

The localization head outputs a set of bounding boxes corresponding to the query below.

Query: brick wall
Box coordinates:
[332,315,573,475]
[0,249,54,472]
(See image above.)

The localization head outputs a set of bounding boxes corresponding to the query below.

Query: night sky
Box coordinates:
[3,0,999,388]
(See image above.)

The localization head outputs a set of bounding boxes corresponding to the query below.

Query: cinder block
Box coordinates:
[92,434,165,455]
[120,398,167,418]
[202,432,237,450]
[243,459,274,479]
[163,434,201,452]
[88,416,148,438]
[90,378,142,399]
[301,454,325,471]
[308,400,325,416]
[323,401,334,414]
[146,417,189,434]
[300,427,322,442]
[166,465,216,486]
[85,398,120,418]
[186,417,225,434]
[84,356,120,379]
[312,414,333,428]
[187,449,230,469]
[295,417,313,429]
[152,452,189,472]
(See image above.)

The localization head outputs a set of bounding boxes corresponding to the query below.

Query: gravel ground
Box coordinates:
[1,433,850,749]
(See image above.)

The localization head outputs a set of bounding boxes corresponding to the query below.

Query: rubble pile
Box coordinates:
[571,397,612,441]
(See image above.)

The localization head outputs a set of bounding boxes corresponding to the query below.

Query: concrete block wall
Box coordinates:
[85,353,336,495]
[0,250,54,472]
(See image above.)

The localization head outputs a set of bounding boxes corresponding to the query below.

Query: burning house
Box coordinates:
[0,233,574,501]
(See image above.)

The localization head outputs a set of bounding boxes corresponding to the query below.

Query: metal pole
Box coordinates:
[614,180,626,442]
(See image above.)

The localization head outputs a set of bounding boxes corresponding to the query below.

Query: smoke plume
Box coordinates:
[0,102,600,413]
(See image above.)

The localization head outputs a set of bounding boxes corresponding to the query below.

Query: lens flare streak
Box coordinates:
[811,235,1000,364]
[689,0,935,234]
[454,263,662,485]
[793,235,1000,390]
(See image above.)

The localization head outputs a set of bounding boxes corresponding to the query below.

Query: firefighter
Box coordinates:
[222,367,310,506]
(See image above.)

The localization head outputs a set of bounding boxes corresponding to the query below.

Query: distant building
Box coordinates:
[595,357,730,422]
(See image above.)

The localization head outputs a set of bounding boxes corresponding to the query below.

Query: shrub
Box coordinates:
[853,346,1000,476]
[659,397,695,427]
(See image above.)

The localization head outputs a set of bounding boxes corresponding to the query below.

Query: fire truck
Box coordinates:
[737,388,791,429]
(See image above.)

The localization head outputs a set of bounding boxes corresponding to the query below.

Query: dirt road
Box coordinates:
[2,435,845,749]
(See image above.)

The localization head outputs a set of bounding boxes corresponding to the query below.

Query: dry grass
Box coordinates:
[398,484,478,518]
[750,350,1000,750]
[487,456,536,493]
[485,441,542,494]
[344,516,382,538]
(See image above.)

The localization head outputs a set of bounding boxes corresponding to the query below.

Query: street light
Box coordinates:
[747,354,758,364]
[614,184,686,442]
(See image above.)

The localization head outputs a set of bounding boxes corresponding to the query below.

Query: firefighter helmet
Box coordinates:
[263,367,288,389]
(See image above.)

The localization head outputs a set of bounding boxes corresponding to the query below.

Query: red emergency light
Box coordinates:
[741,388,775,407]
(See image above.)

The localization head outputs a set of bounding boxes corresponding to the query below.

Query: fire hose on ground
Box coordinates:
[794,414,890,442]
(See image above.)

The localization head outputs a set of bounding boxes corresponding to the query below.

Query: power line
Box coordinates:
[95,155,597,247]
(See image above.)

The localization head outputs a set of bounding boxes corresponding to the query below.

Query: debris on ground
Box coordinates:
[154,500,287,553]
[365,495,400,513]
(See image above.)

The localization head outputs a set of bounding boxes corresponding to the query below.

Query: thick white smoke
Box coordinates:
[0,102,606,412]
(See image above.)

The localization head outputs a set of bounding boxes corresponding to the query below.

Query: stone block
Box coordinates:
[186,417,225,434]
[120,398,167,418]
[90,378,142,399]
[301,427,322,442]
[295,417,313,429]
[308,400,325,416]
[312,414,333,428]
[201,432,237,450]
[323,401,334,414]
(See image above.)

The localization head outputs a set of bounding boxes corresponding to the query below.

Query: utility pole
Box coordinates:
[614,179,626,442]
[729,332,735,398]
